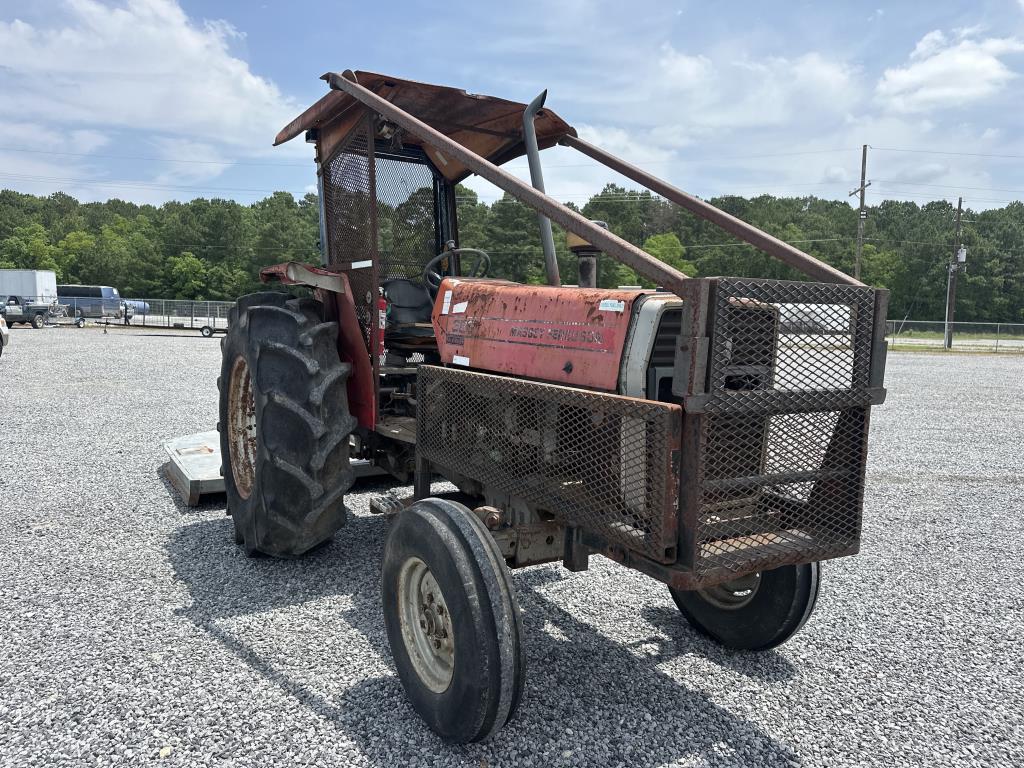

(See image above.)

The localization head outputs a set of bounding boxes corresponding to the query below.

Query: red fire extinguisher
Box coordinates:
[377,293,387,366]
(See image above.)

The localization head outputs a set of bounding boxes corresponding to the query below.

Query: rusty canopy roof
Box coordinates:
[274,70,576,182]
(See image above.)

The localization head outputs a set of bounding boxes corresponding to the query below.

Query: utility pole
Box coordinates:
[944,197,964,350]
[848,145,870,281]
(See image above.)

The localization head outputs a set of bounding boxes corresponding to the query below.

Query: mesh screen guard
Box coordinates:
[417,366,683,563]
[686,278,879,581]
[320,116,444,378]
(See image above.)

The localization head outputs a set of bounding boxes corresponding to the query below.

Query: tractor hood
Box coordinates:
[274,70,576,182]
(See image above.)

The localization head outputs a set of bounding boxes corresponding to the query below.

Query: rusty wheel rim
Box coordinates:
[697,572,761,611]
[227,355,257,500]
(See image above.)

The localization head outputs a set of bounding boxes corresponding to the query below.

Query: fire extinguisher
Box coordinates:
[377,292,387,366]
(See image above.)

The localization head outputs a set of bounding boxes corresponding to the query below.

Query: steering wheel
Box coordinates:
[422,248,491,297]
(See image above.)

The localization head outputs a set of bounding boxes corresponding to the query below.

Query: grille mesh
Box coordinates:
[693,278,875,578]
[417,365,682,563]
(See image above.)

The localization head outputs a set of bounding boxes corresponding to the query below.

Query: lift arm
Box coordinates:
[560,135,862,286]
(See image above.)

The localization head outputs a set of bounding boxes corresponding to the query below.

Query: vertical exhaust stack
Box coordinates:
[567,221,608,288]
[523,91,560,286]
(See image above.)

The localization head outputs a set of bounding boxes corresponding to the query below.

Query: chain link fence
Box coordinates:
[121,299,233,333]
[2,296,234,334]
[886,320,1024,353]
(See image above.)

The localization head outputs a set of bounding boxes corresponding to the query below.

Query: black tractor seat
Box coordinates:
[382,278,437,348]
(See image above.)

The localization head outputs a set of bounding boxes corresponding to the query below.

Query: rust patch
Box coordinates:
[227,356,257,500]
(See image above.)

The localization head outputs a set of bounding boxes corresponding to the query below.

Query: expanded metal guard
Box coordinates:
[320,115,446,418]
[375,155,440,282]
[417,366,682,563]
[691,278,877,580]
[322,119,376,351]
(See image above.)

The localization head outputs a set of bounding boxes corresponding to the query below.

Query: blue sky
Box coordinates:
[2,0,1024,209]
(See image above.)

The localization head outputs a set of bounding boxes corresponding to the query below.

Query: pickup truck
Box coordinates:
[1,295,64,328]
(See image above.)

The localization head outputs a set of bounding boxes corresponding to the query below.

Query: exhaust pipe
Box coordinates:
[567,221,608,289]
[523,90,560,286]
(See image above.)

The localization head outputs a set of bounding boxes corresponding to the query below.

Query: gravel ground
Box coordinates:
[1,325,1021,767]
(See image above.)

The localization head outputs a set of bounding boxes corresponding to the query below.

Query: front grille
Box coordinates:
[691,278,876,579]
[417,365,682,563]
[649,308,682,367]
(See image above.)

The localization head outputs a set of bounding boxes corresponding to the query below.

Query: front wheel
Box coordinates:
[31,314,45,329]
[669,562,820,650]
[382,498,524,743]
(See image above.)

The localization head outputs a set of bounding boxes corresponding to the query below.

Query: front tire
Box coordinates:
[31,314,45,329]
[218,292,357,557]
[382,498,524,743]
[669,562,820,650]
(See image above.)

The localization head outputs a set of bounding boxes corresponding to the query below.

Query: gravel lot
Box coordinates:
[1,325,1021,767]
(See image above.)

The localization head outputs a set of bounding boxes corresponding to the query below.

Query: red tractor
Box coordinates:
[219,70,888,743]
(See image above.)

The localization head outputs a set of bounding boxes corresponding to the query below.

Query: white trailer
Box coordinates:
[0,269,58,302]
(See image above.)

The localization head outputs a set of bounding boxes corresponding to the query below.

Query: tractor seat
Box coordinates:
[382,278,436,347]
[383,278,434,325]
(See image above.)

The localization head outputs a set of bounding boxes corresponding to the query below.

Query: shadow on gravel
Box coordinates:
[155,467,227,515]
[166,514,798,767]
[640,604,798,683]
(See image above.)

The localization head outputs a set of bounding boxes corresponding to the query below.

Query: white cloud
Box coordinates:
[823,165,850,184]
[148,137,228,187]
[0,0,299,152]
[877,31,1024,113]
[649,45,859,133]
[658,45,712,88]
[69,130,111,154]
[910,30,948,60]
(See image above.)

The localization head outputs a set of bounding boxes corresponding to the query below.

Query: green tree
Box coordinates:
[166,251,208,299]
[642,233,697,281]
[0,223,60,274]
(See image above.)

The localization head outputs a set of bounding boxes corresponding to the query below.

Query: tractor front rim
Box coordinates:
[227,355,257,500]
[697,572,762,610]
[397,556,454,693]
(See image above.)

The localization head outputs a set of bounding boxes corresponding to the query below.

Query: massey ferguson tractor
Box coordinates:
[219,70,888,743]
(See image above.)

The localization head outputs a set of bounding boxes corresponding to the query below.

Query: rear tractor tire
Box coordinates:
[382,498,524,743]
[218,292,357,557]
[669,562,821,651]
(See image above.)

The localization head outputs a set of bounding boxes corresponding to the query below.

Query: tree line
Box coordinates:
[1,185,1022,322]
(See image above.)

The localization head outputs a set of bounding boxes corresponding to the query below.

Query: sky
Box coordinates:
[2,0,1024,210]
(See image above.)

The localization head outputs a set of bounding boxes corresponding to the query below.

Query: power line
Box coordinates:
[505,147,860,170]
[873,179,1024,195]
[0,143,857,171]
[872,146,1024,161]
[0,146,312,168]
[0,173,303,195]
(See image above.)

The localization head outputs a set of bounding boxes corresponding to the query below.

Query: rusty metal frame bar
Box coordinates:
[560,135,863,287]
[324,70,691,298]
